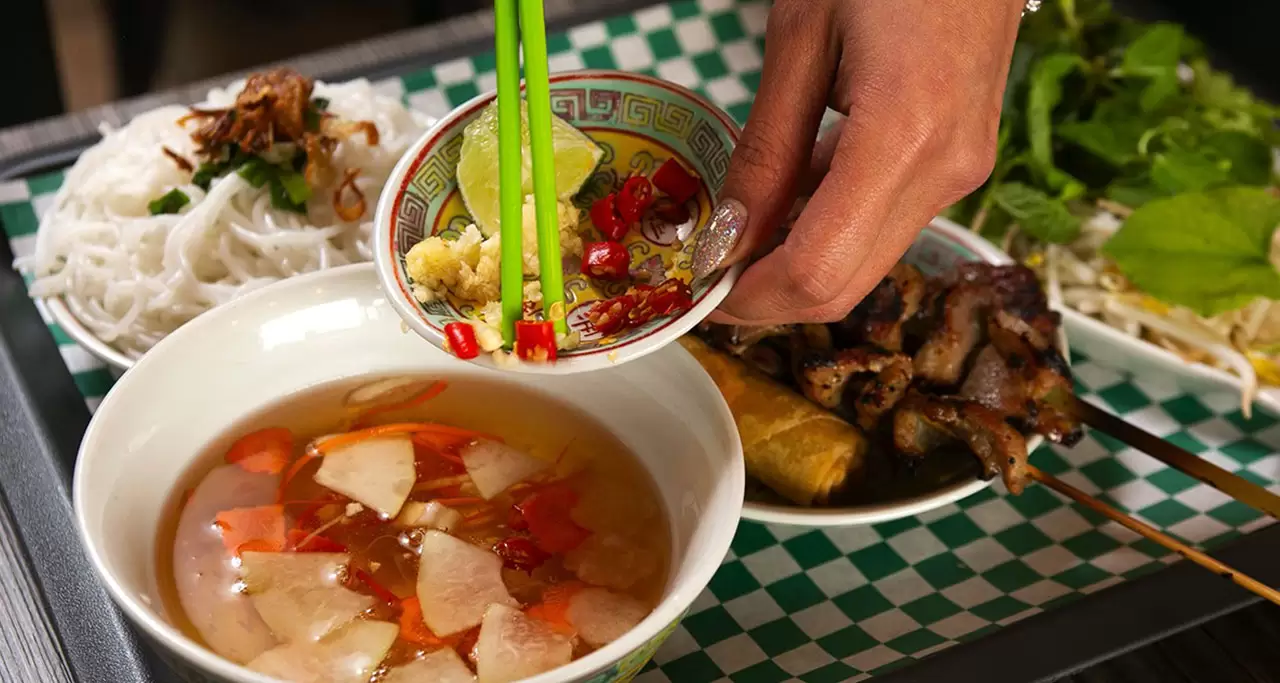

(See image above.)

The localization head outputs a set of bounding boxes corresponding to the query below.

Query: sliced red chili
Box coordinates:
[514,320,557,363]
[589,193,628,241]
[493,536,551,573]
[518,482,590,554]
[651,196,690,224]
[580,241,631,281]
[615,176,653,223]
[652,158,699,204]
[443,322,480,360]
[645,278,694,315]
[586,294,637,337]
[352,568,400,606]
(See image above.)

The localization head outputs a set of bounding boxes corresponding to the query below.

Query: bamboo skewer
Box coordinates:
[1075,399,1280,518]
[1027,465,1280,607]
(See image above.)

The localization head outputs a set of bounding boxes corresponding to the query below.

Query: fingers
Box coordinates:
[714,107,964,324]
[691,0,837,279]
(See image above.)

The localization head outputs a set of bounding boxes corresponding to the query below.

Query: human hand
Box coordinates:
[692,0,1025,324]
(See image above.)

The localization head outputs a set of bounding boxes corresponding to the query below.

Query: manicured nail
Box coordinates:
[692,198,747,279]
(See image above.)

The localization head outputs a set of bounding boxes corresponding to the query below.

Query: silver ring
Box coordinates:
[1023,0,1043,17]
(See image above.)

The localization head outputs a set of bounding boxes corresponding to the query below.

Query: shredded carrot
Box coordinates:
[462,512,498,528]
[353,568,400,606]
[314,423,492,455]
[526,581,585,636]
[353,381,448,429]
[411,433,470,462]
[430,496,485,507]
[398,597,448,646]
[214,505,287,554]
[225,427,294,475]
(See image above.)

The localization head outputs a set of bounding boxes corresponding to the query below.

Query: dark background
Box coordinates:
[1,0,1276,129]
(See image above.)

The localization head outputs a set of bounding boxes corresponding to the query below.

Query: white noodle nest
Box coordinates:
[15,78,431,359]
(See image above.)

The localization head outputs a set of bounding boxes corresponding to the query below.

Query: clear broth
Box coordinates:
[157,374,671,676]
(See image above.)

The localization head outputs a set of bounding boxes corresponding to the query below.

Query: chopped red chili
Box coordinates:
[589,193,628,241]
[651,196,690,224]
[615,176,653,223]
[352,568,400,606]
[443,322,480,360]
[580,241,631,280]
[586,294,637,337]
[645,277,694,316]
[514,320,557,362]
[493,536,551,573]
[652,158,699,204]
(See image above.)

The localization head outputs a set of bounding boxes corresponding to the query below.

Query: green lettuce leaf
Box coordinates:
[1102,187,1280,316]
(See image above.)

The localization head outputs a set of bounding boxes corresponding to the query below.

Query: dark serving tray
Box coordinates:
[0,1,1277,682]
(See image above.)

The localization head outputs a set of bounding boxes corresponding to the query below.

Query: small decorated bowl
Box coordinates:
[374,70,742,374]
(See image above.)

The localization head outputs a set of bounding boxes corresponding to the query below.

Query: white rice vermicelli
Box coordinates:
[15,78,431,359]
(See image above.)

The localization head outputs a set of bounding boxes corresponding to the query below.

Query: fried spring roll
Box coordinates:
[680,336,868,506]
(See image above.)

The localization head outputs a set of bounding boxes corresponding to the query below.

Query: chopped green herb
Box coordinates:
[305,97,331,132]
[991,182,1080,244]
[147,189,190,215]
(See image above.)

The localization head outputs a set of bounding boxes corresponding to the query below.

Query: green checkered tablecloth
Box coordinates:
[3,1,1278,681]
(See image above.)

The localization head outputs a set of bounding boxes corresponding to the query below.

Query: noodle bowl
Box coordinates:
[16,77,431,363]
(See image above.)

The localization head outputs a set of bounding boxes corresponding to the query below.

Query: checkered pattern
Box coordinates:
[2,1,1276,681]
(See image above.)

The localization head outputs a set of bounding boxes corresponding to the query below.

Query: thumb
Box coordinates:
[691,3,835,279]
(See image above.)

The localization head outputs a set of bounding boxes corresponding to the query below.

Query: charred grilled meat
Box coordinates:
[698,261,1080,497]
[797,348,913,431]
[836,263,926,351]
[893,391,1030,494]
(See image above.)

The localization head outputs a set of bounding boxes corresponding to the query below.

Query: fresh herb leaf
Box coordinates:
[1122,23,1183,74]
[1055,119,1143,166]
[991,182,1081,243]
[1102,187,1280,316]
[1026,53,1084,182]
[312,97,330,111]
[1149,149,1230,194]
[147,188,190,215]
[1202,131,1274,185]
[1105,181,1166,209]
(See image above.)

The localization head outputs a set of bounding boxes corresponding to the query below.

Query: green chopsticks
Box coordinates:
[494,0,523,345]
[494,0,569,347]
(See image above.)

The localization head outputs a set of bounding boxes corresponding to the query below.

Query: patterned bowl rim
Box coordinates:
[740,216,1058,527]
[373,69,744,375]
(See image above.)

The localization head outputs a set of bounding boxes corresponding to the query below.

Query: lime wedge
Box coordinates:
[457,100,603,237]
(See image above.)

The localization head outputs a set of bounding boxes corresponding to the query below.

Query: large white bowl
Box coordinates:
[72,263,744,683]
[740,216,1061,526]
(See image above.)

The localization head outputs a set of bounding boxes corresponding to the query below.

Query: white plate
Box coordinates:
[740,216,1058,526]
[1058,306,1279,414]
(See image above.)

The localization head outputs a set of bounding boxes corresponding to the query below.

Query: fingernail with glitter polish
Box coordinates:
[692,198,747,279]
